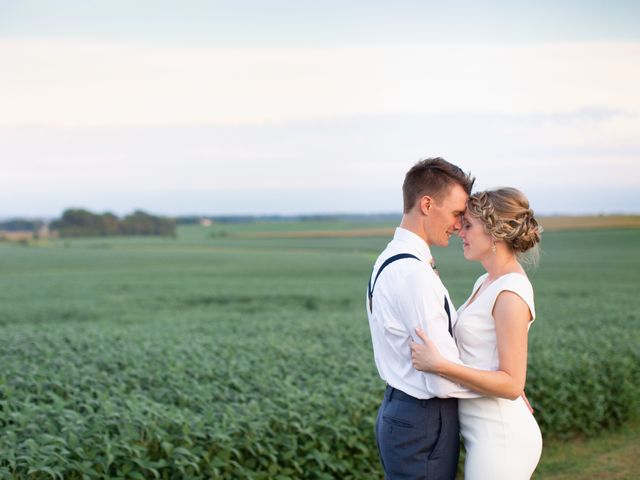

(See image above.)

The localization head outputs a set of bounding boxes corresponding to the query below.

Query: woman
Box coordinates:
[410,187,543,480]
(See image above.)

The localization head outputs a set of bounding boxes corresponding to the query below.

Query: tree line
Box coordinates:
[0,219,44,231]
[50,209,175,238]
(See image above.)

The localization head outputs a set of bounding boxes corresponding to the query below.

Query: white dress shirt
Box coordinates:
[366,227,479,399]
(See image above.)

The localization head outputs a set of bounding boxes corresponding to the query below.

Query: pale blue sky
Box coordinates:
[2,1,640,45]
[1,1,639,217]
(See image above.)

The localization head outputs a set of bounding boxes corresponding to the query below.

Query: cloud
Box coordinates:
[1,39,639,127]
[1,109,638,216]
[1,38,638,215]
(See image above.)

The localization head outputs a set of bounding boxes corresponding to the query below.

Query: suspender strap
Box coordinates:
[444,297,453,336]
[368,253,454,338]
[368,253,420,312]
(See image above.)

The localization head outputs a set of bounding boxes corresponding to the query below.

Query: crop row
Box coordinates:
[0,228,638,478]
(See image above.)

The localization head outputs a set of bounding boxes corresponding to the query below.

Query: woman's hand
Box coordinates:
[410,327,446,373]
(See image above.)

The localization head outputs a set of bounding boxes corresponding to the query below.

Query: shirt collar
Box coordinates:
[394,227,434,265]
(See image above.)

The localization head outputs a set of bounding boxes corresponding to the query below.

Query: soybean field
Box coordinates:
[1,222,639,479]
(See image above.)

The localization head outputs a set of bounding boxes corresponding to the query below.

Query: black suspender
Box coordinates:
[367,253,454,337]
[367,253,419,313]
[444,297,453,336]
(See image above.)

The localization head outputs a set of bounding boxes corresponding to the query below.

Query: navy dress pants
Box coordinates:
[375,386,460,480]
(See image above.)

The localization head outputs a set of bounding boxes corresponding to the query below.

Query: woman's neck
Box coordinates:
[481,250,523,280]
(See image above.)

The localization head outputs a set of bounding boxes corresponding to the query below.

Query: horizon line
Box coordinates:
[2,210,640,222]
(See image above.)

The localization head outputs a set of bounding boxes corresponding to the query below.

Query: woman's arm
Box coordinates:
[410,290,530,400]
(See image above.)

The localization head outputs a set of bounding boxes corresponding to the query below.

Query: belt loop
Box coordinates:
[387,386,395,402]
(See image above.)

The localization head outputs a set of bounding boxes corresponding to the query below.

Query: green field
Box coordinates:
[1,223,639,479]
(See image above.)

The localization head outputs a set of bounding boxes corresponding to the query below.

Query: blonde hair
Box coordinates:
[467,188,542,260]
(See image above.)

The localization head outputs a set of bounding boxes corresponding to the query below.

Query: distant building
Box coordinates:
[36,225,58,239]
[0,224,57,242]
[0,230,34,241]
[199,218,214,227]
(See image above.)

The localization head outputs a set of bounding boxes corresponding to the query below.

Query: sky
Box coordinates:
[1,1,639,217]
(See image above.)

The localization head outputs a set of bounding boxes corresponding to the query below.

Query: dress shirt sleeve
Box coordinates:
[398,269,481,399]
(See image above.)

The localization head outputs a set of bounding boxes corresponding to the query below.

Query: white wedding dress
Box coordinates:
[455,273,543,480]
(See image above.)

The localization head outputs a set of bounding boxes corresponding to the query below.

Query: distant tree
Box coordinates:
[0,219,44,231]
[51,209,101,237]
[174,216,201,225]
[120,210,175,236]
[51,208,175,238]
[101,212,120,236]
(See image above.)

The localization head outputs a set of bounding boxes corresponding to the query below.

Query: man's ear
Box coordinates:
[419,195,433,215]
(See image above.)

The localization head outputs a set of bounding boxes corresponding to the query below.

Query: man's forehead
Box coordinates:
[442,184,469,207]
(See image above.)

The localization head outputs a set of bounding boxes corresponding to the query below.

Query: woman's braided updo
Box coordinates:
[467,188,542,254]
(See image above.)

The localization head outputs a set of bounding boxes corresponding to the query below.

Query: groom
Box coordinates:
[366,158,478,479]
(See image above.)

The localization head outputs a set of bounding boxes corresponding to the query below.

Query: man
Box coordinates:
[366,158,478,479]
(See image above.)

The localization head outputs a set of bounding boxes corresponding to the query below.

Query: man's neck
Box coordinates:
[399,215,430,245]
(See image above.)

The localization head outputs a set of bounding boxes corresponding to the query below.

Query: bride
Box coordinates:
[410,187,543,480]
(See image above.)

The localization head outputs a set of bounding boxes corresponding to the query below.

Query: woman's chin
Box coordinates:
[463,249,478,261]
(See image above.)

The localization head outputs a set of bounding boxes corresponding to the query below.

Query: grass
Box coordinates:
[453,420,640,479]
[538,215,640,231]
[0,222,639,478]
[181,215,640,240]
[535,419,640,479]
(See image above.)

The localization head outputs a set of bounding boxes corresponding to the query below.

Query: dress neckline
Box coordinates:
[462,272,528,310]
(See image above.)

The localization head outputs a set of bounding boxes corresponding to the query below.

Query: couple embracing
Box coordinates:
[367,158,543,479]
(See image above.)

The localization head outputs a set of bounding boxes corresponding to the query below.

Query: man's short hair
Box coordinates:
[402,158,475,213]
